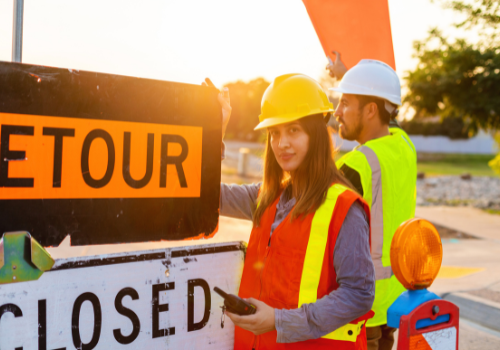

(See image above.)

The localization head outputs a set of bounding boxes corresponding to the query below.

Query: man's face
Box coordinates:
[268,121,310,173]
[334,94,363,141]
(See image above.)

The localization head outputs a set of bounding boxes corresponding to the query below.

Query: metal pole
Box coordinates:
[12,0,24,63]
[237,148,250,177]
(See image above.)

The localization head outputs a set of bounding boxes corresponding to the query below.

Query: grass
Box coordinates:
[483,209,500,216]
[241,147,498,177]
[335,151,496,177]
[417,153,496,177]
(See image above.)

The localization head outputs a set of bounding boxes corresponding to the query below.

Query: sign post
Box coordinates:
[12,0,24,63]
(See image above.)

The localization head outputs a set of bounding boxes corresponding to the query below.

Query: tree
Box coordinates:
[442,0,500,39]
[223,78,270,141]
[405,0,500,135]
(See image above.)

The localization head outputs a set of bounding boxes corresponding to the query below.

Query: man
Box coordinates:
[329,59,417,350]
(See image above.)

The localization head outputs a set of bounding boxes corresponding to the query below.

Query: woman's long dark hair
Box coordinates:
[253,114,354,226]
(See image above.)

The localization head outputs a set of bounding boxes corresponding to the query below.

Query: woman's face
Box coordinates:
[268,121,309,173]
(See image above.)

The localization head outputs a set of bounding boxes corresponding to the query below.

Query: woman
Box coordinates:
[214,73,375,349]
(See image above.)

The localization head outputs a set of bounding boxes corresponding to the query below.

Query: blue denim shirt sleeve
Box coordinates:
[220,182,261,221]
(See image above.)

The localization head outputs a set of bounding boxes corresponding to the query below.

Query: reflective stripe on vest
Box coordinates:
[358,146,392,281]
[298,184,363,342]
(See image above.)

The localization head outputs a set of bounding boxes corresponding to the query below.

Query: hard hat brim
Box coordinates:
[254,109,333,130]
[329,86,401,106]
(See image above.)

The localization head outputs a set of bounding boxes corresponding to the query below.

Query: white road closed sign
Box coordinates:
[0,242,245,350]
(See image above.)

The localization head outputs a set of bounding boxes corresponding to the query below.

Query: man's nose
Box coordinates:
[334,107,342,117]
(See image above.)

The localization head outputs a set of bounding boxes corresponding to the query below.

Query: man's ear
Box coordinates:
[363,102,378,120]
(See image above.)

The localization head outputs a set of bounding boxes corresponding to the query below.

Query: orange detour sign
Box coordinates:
[302,0,396,69]
[0,113,202,199]
[0,62,221,246]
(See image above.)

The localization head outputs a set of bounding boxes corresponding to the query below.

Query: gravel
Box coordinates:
[417,176,500,210]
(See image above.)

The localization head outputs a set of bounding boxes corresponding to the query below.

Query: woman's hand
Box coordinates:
[225,298,276,335]
[326,50,347,80]
[218,87,231,138]
[202,78,232,139]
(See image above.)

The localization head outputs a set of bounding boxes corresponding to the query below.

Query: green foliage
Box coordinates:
[405,0,500,134]
[442,0,500,36]
[223,78,270,141]
[401,116,469,139]
[483,208,500,215]
[405,30,500,133]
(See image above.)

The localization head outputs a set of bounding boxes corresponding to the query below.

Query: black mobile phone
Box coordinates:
[214,286,257,316]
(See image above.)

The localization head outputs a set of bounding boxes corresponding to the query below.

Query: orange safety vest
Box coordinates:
[235,184,374,350]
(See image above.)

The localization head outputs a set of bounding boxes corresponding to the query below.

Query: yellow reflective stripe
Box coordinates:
[298,184,362,342]
[298,185,346,305]
[322,319,366,341]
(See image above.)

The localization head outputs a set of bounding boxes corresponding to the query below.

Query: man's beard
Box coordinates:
[339,114,363,141]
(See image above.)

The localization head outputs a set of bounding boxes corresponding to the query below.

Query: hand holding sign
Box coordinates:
[203,78,232,139]
[218,88,231,138]
[303,0,396,70]
[326,50,348,80]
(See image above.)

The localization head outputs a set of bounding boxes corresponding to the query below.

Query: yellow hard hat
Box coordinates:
[254,73,334,130]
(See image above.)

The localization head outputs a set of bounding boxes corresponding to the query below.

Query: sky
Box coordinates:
[0,0,465,88]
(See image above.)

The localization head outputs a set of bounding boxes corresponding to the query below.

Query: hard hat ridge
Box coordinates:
[255,73,334,130]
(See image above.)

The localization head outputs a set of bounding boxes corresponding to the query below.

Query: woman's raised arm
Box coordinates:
[204,78,260,221]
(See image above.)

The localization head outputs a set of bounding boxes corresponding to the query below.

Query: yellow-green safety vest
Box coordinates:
[336,127,417,327]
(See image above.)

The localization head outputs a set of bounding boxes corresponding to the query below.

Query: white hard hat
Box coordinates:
[329,59,401,106]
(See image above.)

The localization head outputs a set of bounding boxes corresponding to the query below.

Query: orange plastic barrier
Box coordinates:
[302,0,396,69]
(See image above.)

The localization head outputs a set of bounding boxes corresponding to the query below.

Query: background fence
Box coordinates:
[333,130,498,155]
